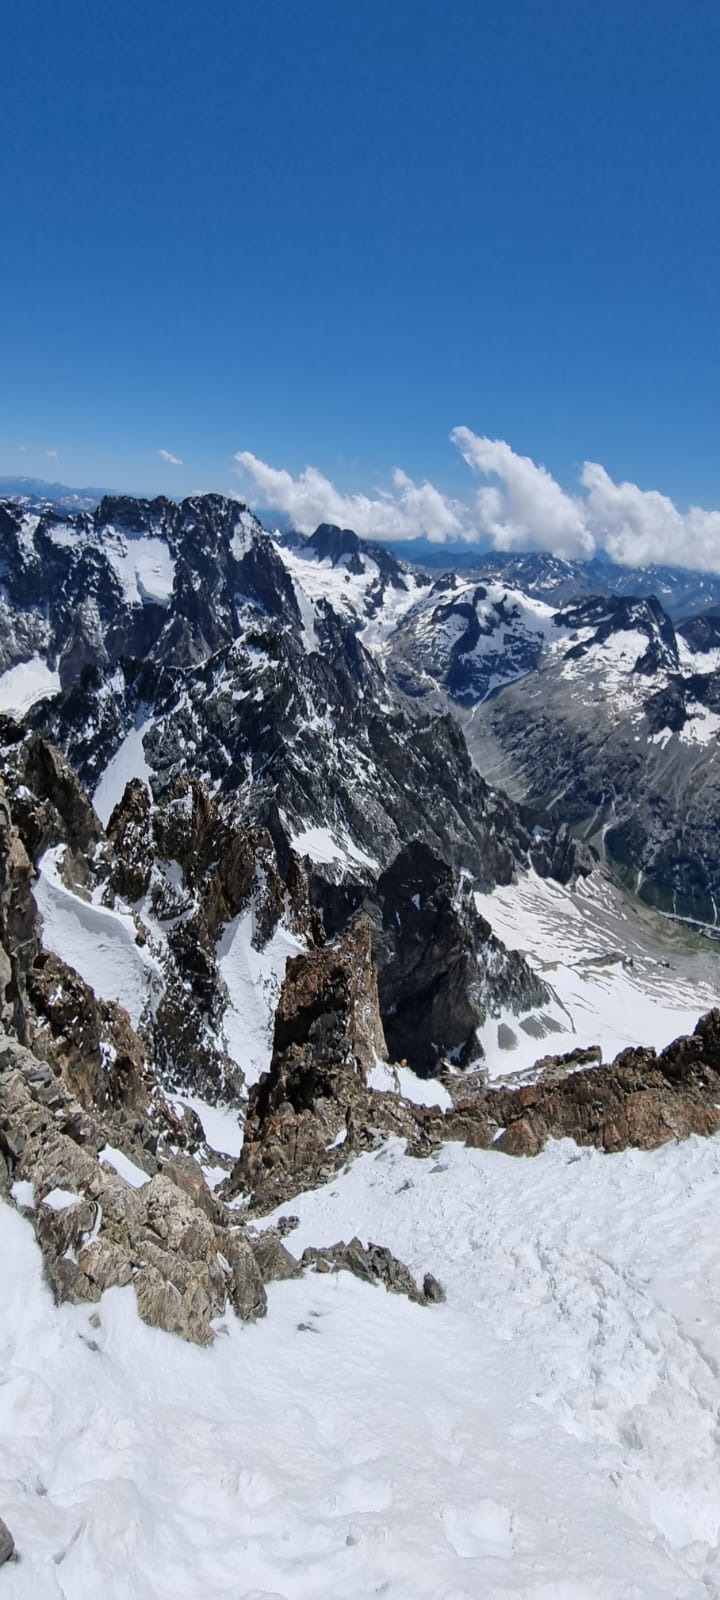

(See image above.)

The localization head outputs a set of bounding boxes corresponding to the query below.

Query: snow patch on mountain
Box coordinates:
[276,540,423,640]
[103,529,175,606]
[678,702,720,747]
[0,656,60,716]
[475,869,719,1079]
[170,1093,244,1159]
[33,847,163,1026]
[93,717,153,826]
[217,908,307,1085]
[291,824,379,872]
[368,1060,453,1109]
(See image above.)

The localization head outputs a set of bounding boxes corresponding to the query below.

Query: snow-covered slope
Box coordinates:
[33,847,164,1028]
[474,867,720,1079]
[275,523,426,646]
[5,1129,720,1597]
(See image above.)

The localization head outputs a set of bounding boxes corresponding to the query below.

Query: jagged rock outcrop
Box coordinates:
[302,1238,444,1305]
[0,1032,269,1342]
[234,916,387,1210]
[0,727,319,1104]
[0,773,438,1337]
[367,842,548,1074]
[230,959,720,1209]
[485,1011,720,1155]
[0,789,38,1043]
[0,719,102,871]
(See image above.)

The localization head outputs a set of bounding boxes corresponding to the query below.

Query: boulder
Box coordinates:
[0,1517,15,1566]
[301,1238,444,1306]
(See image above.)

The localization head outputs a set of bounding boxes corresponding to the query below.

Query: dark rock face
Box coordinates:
[365,841,548,1075]
[0,721,102,867]
[0,789,38,1044]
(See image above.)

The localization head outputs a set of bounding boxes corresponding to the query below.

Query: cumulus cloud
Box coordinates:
[581,461,720,572]
[452,429,594,560]
[158,448,183,465]
[233,450,471,543]
[233,436,720,574]
[45,448,59,461]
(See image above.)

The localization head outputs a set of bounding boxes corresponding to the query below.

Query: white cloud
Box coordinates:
[158,448,183,465]
[233,436,720,575]
[451,429,594,560]
[233,450,471,543]
[45,449,59,461]
[581,461,720,573]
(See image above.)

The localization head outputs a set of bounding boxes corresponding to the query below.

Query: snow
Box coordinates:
[368,1059,453,1110]
[553,625,653,718]
[0,656,60,716]
[231,510,261,558]
[99,1146,151,1189]
[289,575,320,652]
[291,824,378,872]
[276,542,423,645]
[16,512,41,557]
[6,1131,720,1595]
[474,868,720,1080]
[103,530,175,606]
[678,701,720,746]
[9,1180,35,1210]
[171,1094,244,1159]
[40,1188,82,1212]
[217,908,307,1085]
[92,717,152,827]
[33,847,163,1027]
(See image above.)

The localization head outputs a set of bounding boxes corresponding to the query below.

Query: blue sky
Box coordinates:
[2,1,719,562]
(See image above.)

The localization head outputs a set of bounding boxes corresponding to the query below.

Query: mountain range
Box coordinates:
[2,488,720,1596]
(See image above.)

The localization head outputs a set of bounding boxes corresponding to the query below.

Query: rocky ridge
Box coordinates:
[231,906,720,1211]
[0,752,443,1342]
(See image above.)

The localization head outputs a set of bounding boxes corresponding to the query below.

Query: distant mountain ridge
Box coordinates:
[0,475,112,512]
[1,490,719,927]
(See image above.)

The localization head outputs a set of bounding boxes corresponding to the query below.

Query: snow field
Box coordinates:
[217,908,307,1085]
[0,658,60,716]
[475,869,720,1080]
[92,720,152,827]
[32,848,163,1028]
[103,531,175,607]
[4,1133,720,1596]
